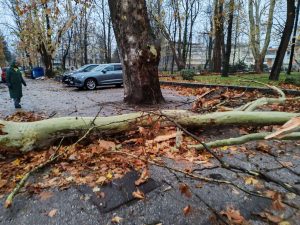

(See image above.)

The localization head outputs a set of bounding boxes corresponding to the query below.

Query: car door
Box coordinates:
[98,65,115,84]
[113,64,123,83]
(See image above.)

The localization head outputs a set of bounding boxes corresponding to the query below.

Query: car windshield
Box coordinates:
[92,64,109,71]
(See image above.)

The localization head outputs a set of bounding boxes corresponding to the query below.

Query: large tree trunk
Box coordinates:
[222,0,235,77]
[108,0,164,104]
[1,110,299,152]
[269,0,296,80]
[287,0,300,74]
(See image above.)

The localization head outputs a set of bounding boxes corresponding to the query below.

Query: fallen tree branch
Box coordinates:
[4,138,64,208]
[159,112,300,196]
[1,110,299,152]
[235,79,286,111]
[4,108,103,208]
[188,132,300,150]
[108,150,300,210]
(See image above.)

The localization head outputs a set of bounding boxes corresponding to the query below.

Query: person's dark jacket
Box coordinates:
[6,62,27,99]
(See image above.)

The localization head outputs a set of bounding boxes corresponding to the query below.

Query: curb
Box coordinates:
[160,81,300,95]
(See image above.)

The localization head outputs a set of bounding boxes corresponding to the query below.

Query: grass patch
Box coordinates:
[193,73,300,87]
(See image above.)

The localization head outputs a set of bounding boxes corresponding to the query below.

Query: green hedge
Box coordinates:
[181,69,196,80]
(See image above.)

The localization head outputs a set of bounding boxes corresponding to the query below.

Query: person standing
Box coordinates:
[6,60,27,108]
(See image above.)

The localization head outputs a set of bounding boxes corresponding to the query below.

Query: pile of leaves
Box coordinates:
[5,111,47,122]
[0,114,214,197]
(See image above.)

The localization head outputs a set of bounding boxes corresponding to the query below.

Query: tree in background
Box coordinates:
[108,0,164,104]
[269,0,296,80]
[248,0,276,74]
[212,0,224,73]
[287,0,300,75]
[221,0,235,77]
[151,0,201,71]
[0,36,6,66]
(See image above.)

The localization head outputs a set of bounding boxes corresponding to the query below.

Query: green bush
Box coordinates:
[229,60,248,73]
[285,75,300,86]
[181,69,196,80]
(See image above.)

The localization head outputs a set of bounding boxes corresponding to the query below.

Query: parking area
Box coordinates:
[0,78,195,119]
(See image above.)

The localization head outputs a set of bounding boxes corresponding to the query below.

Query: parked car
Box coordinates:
[69,63,123,90]
[62,64,99,85]
[0,67,9,83]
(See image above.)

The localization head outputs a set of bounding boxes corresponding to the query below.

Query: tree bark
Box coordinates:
[212,0,224,73]
[1,110,299,152]
[222,0,235,77]
[108,0,164,104]
[269,0,296,80]
[287,0,300,74]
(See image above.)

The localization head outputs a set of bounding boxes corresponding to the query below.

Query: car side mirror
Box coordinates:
[102,69,107,73]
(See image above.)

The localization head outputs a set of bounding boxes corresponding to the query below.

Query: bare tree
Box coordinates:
[287,0,300,74]
[222,0,235,77]
[212,0,224,73]
[269,0,296,80]
[248,0,276,73]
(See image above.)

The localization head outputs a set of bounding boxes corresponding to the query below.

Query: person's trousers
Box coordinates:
[13,98,21,108]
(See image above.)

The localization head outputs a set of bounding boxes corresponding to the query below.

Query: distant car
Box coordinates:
[69,63,123,90]
[62,64,98,85]
[0,67,9,83]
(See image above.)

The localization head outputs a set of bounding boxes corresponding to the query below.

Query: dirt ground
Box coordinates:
[0,79,299,225]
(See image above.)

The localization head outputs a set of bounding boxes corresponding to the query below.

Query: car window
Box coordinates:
[114,65,122,71]
[93,65,108,71]
[104,66,114,72]
[84,65,97,72]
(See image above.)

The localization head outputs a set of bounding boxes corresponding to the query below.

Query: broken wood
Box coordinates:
[1,110,300,152]
[188,132,300,150]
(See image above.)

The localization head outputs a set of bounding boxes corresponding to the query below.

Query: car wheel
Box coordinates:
[115,83,122,88]
[85,78,97,90]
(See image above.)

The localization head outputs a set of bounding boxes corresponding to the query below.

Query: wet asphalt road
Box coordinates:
[0,78,194,119]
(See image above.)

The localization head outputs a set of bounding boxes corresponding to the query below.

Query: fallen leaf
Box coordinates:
[286,193,296,200]
[111,216,123,223]
[96,176,107,184]
[272,193,285,211]
[179,183,192,198]
[39,191,54,201]
[12,159,20,166]
[279,161,294,167]
[258,212,282,223]
[0,179,7,188]
[48,209,57,217]
[220,207,245,224]
[106,172,113,180]
[220,146,228,151]
[92,186,101,193]
[154,132,177,143]
[256,142,270,152]
[279,221,290,225]
[132,189,145,199]
[244,177,259,185]
[135,168,150,186]
[98,140,116,151]
[183,205,191,216]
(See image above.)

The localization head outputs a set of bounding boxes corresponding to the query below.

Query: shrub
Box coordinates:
[285,75,300,86]
[181,69,195,80]
[229,60,248,73]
